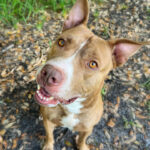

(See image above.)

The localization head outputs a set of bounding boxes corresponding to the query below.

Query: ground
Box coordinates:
[0,0,150,150]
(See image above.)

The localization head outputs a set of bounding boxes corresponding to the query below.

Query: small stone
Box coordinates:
[104,129,110,140]
[23,76,29,81]
[62,147,66,150]
[99,143,104,149]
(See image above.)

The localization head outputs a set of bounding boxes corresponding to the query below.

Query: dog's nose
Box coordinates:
[41,64,63,86]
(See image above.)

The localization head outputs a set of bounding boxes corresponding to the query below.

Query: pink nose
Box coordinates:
[41,64,63,86]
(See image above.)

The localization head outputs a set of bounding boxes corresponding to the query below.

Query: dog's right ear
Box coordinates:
[63,0,89,31]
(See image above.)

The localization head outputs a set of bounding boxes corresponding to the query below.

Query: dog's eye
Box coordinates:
[58,39,65,47]
[88,61,98,69]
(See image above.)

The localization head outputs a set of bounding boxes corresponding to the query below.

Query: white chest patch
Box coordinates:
[61,113,79,130]
[65,98,85,114]
[61,98,86,130]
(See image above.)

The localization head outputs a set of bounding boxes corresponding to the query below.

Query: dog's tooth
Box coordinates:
[37,85,40,90]
[49,97,54,100]
[39,94,42,99]
[46,98,49,101]
[37,91,40,96]
[43,97,46,101]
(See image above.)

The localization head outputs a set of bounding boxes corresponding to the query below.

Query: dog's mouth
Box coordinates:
[34,86,78,107]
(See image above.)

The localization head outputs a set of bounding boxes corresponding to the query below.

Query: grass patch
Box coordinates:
[102,26,110,38]
[46,0,75,11]
[123,116,142,129]
[93,9,100,20]
[94,0,106,4]
[147,8,150,20]
[142,78,150,90]
[120,4,128,10]
[0,0,44,27]
[146,100,150,115]
[0,0,75,27]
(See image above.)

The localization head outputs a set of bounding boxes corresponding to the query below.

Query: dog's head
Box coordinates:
[35,0,148,107]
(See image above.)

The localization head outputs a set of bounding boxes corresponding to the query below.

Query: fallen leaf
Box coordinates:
[124,135,136,144]
[12,138,18,149]
[107,118,115,128]
[129,130,134,136]
[114,97,120,112]
[1,69,7,78]
[5,122,15,129]
[0,129,6,136]
[135,111,147,119]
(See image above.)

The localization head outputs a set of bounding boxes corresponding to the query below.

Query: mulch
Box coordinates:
[0,0,150,150]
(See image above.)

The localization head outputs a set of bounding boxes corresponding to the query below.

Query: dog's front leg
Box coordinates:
[42,117,55,150]
[77,130,92,150]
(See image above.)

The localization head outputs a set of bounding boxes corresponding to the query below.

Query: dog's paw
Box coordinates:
[42,143,53,150]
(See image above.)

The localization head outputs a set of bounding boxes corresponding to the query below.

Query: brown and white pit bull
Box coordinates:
[34,0,149,149]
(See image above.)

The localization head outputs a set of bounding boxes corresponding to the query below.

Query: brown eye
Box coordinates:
[58,39,65,47]
[88,61,98,69]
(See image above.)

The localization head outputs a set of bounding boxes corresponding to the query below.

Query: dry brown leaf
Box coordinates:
[107,118,115,128]
[114,97,120,112]
[135,111,147,119]
[12,138,18,149]
[0,129,6,136]
[88,144,95,149]
[124,135,136,144]
[18,55,23,61]
[146,95,150,100]
[129,130,134,136]
[9,115,16,121]
[1,69,7,78]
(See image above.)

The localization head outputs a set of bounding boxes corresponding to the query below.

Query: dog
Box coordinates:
[34,0,149,149]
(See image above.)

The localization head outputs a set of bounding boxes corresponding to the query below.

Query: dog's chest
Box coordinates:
[60,98,85,130]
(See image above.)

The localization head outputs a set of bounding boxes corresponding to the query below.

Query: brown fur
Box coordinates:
[35,0,149,150]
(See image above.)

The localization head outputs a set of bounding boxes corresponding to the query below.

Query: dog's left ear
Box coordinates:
[108,39,149,67]
[63,0,89,31]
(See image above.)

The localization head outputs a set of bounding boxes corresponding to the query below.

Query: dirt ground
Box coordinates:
[0,0,150,150]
